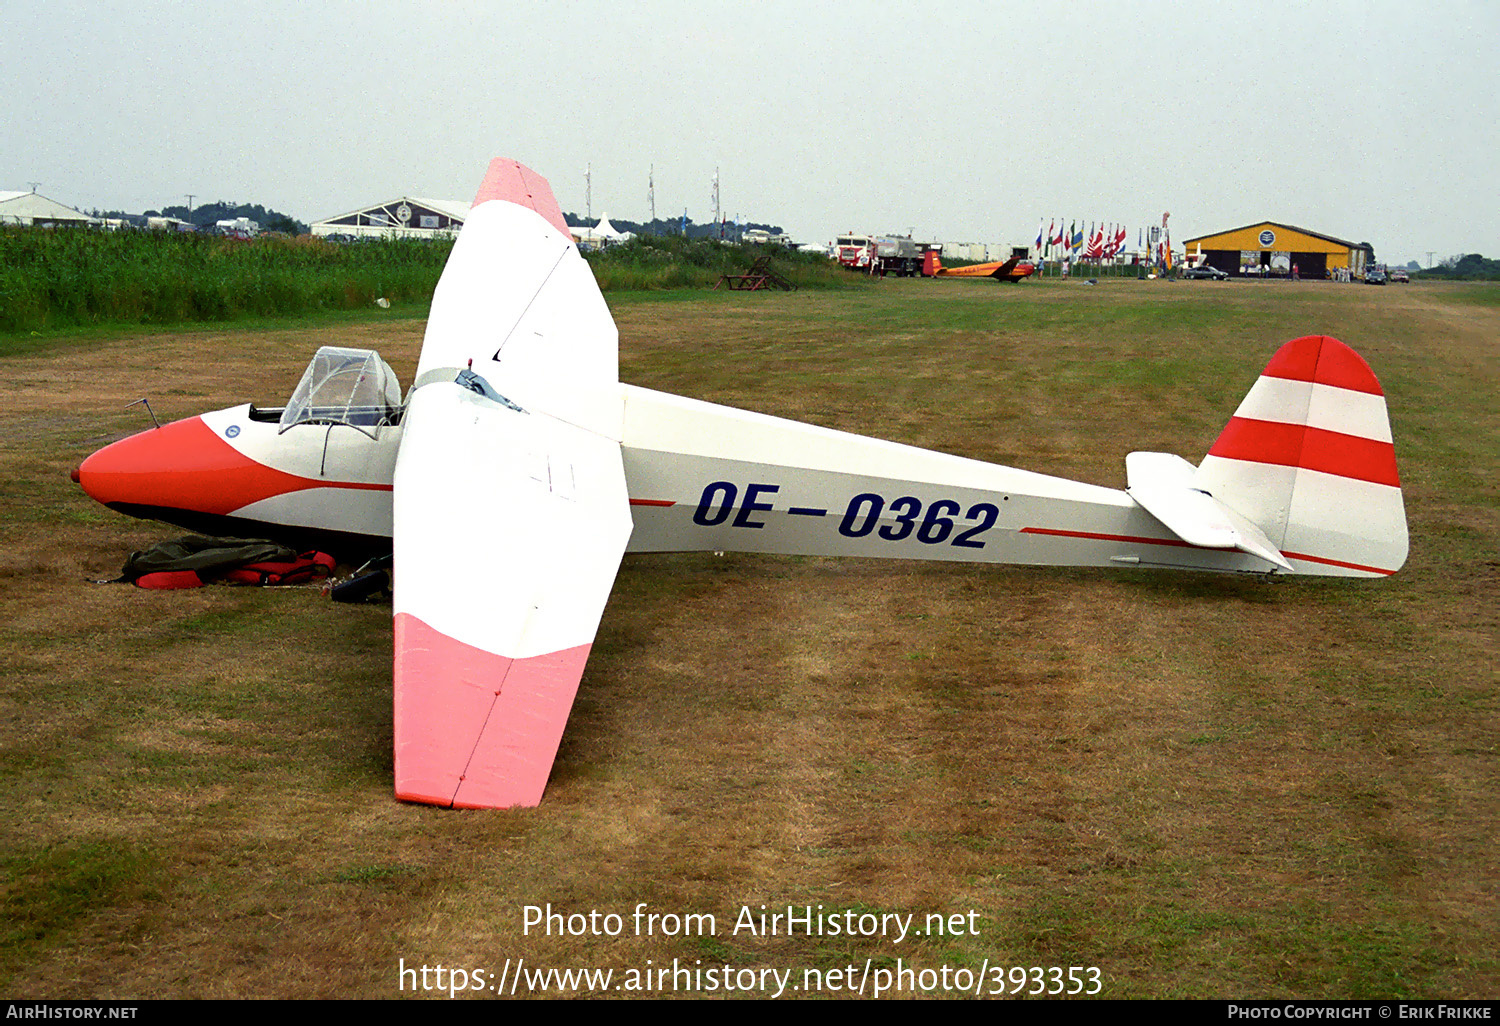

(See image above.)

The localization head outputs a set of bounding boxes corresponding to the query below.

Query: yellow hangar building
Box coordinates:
[1181,221,1372,280]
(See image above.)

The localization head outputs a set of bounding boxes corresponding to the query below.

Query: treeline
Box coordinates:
[90,202,306,235]
[1415,254,1500,281]
[0,228,858,337]
[565,212,787,242]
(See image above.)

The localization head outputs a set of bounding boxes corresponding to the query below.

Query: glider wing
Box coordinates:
[392,160,631,809]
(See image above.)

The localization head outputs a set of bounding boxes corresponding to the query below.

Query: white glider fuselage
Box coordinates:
[619,384,1274,574]
[79,370,1396,578]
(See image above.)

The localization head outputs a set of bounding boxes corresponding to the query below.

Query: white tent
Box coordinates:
[570,213,632,247]
[0,191,98,226]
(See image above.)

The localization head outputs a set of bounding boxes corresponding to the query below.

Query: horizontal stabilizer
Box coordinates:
[1126,452,1293,571]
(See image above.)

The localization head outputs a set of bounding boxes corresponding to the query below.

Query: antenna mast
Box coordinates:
[648,164,656,224]
[584,164,592,221]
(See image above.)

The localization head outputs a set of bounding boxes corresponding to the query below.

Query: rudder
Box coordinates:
[1194,335,1408,577]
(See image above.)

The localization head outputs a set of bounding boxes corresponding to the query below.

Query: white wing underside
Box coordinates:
[414,199,621,437]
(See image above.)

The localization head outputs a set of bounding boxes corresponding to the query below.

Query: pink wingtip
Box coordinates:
[471,158,572,238]
[393,612,591,809]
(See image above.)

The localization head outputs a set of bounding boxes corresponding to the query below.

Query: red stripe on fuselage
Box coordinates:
[77,415,390,517]
[1021,528,1395,576]
[1281,550,1396,576]
[1208,417,1399,486]
[1020,526,1194,548]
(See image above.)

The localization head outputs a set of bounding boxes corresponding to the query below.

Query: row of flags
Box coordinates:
[1033,218,1173,269]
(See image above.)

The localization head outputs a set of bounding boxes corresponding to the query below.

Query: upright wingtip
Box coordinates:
[471,157,572,238]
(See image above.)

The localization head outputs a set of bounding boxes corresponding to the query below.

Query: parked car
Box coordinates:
[1390,268,1410,283]
[1181,265,1229,280]
[1366,269,1388,285]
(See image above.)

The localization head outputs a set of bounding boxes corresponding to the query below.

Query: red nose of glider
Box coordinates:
[75,416,253,516]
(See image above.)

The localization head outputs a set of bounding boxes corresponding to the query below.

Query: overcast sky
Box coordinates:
[5,1,1495,265]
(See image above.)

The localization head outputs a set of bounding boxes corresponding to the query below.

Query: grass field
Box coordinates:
[0,228,453,335]
[1,277,1495,999]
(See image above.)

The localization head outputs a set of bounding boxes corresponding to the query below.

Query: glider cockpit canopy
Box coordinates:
[278,346,403,437]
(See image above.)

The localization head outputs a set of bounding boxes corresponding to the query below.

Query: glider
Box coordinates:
[923,252,1035,282]
[74,158,1408,809]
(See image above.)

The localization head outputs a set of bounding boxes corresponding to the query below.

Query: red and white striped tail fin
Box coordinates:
[1194,335,1408,578]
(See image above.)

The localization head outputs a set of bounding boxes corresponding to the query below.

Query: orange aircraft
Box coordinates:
[923,251,1035,282]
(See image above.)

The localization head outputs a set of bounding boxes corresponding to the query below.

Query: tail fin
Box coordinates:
[1194,335,1407,577]
[923,250,942,276]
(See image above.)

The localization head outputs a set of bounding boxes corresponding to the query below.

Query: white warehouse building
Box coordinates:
[0,190,98,227]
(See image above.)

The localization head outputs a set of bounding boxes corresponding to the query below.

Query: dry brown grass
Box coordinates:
[1,280,1495,999]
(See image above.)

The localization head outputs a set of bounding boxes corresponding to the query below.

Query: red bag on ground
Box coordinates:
[220,552,336,586]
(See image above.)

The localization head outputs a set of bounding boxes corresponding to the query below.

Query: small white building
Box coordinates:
[0,190,98,227]
[311,197,468,240]
[146,216,194,232]
[216,216,260,236]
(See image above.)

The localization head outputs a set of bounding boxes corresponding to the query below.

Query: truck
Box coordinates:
[214,217,260,238]
[743,228,791,246]
[834,233,927,277]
